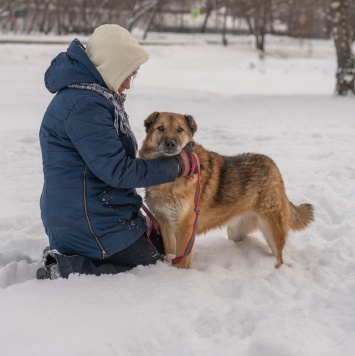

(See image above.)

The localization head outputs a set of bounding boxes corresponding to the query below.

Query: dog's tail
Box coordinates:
[289,202,314,230]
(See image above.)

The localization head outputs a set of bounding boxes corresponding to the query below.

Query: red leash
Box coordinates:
[144,152,202,264]
[172,152,201,265]
[142,204,161,244]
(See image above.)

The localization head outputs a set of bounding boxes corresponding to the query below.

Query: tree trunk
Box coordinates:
[27,0,40,33]
[127,0,160,32]
[39,2,49,33]
[240,0,269,52]
[201,0,214,33]
[143,5,159,39]
[240,0,253,34]
[256,34,264,51]
[330,0,355,94]
[222,6,228,46]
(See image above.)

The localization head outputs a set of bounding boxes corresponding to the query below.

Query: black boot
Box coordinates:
[36,247,62,280]
[36,263,61,280]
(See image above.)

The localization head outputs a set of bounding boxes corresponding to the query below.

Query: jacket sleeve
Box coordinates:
[65,96,178,188]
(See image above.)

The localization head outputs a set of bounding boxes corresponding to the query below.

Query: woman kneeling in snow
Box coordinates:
[37,24,195,279]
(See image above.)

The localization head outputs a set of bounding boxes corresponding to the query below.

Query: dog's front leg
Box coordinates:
[174,253,193,269]
[173,214,196,269]
[159,223,176,256]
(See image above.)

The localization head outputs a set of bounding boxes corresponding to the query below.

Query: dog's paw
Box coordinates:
[164,254,175,265]
[173,257,192,269]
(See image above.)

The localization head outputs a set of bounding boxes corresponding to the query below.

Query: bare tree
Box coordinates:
[330,0,355,94]
[283,0,331,40]
[0,0,338,43]
[0,0,26,31]
[239,0,273,51]
[38,0,50,34]
[142,1,162,39]
[349,0,355,42]
[201,0,219,33]
[126,0,162,32]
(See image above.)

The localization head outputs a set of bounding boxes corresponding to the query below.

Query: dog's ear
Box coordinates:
[144,112,160,132]
[184,115,197,135]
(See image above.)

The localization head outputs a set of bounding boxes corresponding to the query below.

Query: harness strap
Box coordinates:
[172,152,201,265]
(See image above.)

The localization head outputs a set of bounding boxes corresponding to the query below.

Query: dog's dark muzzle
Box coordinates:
[159,137,180,155]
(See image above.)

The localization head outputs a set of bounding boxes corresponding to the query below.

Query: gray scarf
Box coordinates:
[68,83,138,152]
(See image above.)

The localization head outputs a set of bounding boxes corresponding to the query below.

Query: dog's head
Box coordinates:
[139,112,197,158]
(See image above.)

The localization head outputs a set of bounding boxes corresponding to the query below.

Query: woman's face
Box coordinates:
[118,70,137,95]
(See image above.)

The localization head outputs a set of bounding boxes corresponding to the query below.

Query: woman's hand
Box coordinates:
[174,142,199,177]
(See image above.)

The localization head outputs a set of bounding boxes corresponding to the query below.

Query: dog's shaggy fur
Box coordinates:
[139,112,314,269]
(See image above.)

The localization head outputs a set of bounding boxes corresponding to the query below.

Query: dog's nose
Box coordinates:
[165,139,176,149]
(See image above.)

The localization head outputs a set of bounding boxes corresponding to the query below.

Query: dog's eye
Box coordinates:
[177,127,184,133]
[157,126,164,132]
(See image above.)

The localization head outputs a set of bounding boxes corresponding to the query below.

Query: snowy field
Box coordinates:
[1,33,355,355]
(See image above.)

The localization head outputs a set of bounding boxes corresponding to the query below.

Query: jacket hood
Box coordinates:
[85,24,149,93]
[45,39,106,93]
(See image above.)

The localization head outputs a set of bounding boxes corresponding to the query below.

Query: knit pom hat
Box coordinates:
[86,24,149,93]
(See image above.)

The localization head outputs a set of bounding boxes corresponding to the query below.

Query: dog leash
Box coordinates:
[144,152,201,265]
[142,203,161,244]
[172,152,201,265]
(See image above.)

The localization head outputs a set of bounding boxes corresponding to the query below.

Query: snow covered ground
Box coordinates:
[0,33,355,355]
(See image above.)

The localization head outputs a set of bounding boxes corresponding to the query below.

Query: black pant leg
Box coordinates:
[105,235,164,266]
[54,235,163,278]
[146,227,165,255]
[55,253,133,278]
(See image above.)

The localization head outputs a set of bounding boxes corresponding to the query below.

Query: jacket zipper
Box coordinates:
[83,165,109,259]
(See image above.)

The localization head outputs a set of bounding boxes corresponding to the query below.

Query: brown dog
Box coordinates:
[139,112,314,269]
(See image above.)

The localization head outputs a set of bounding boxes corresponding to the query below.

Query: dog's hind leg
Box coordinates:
[227,214,258,242]
[257,214,286,268]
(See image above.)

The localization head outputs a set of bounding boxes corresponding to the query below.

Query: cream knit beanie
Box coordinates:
[86,24,149,93]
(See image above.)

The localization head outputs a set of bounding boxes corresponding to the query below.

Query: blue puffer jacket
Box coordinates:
[40,39,178,260]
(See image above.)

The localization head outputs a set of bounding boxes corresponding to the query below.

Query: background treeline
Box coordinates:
[1,1,354,43]
[1,0,355,95]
